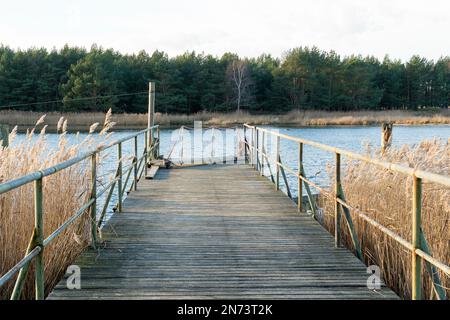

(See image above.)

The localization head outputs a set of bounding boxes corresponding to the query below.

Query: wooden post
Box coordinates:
[298,142,303,212]
[90,154,97,248]
[335,153,341,247]
[117,142,123,212]
[0,124,9,147]
[412,176,422,300]
[134,136,138,191]
[34,178,44,300]
[381,123,393,154]
[276,136,280,190]
[148,82,156,158]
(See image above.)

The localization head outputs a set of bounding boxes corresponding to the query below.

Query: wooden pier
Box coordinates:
[48,165,397,300]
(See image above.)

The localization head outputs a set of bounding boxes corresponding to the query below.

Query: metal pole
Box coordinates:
[412,176,422,300]
[148,82,155,157]
[90,154,97,247]
[134,136,138,190]
[276,136,280,190]
[117,142,123,212]
[335,153,341,247]
[298,142,303,212]
[34,178,44,300]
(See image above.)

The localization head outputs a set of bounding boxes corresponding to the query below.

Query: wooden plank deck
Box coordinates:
[48,164,397,300]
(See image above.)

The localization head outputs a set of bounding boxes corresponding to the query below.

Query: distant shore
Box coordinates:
[0,109,448,132]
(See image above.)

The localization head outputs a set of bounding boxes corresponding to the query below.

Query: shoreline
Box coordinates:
[0,109,449,133]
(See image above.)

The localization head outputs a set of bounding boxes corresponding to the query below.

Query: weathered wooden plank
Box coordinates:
[49,164,397,300]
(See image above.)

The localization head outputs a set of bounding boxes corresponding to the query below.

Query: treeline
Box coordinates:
[0,44,448,113]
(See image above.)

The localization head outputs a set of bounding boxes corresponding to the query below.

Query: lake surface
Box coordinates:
[12,125,449,222]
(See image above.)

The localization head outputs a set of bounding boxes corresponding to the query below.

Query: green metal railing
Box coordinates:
[0,125,160,300]
[243,124,449,300]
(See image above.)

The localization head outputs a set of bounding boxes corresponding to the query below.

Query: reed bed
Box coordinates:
[0,109,448,132]
[318,139,450,299]
[0,113,114,299]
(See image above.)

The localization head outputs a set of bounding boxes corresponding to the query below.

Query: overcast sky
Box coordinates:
[1,0,448,61]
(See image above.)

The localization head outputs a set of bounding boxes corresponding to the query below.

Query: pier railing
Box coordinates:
[243,123,449,300]
[0,125,160,299]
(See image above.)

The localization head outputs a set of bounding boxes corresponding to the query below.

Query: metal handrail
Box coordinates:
[243,123,449,300]
[0,125,160,299]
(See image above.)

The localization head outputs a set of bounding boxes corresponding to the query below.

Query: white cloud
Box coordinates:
[0,0,448,60]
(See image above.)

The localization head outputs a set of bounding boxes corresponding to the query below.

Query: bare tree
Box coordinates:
[227,60,252,112]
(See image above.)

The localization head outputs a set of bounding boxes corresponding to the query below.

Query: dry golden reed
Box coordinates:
[0,113,114,299]
[318,139,450,299]
[0,109,448,131]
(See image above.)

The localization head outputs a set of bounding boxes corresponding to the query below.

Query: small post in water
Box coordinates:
[381,122,393,155]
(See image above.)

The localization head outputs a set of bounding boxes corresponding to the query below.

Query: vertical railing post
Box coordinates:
[34,178,44,300]
[90,154,97,248]
[260,131,264,176]
[243,126,248,164]
[298,142,303,212]
[334,153,342,247]
[275,135,280,190]
[255,129,259,171]
[144,131,148,177]
[412,176,422,300]
[134,136,138,191]
[253,126,258,170]
[156,126,160,159]
[117,142,123,212]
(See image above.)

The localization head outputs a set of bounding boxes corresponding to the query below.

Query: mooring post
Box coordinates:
[0,124,9,147]
[298,142,303,212]
[381,122,393,155]
[34,178,44,300]
[148,81,156,159]
[412,176,422,300]
[90,153,97,247]
[117,142,123,212]
[276,136,280,190]
[134,136,138,191]
[334,152,342,247]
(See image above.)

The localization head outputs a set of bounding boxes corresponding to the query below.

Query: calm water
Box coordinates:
[13,125,449,222]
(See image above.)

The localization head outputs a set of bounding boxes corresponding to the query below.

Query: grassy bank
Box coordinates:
[318,140,449,299]
[0,109,448,132]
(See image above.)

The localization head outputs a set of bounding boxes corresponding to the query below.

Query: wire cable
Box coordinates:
[0,91,148,110]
